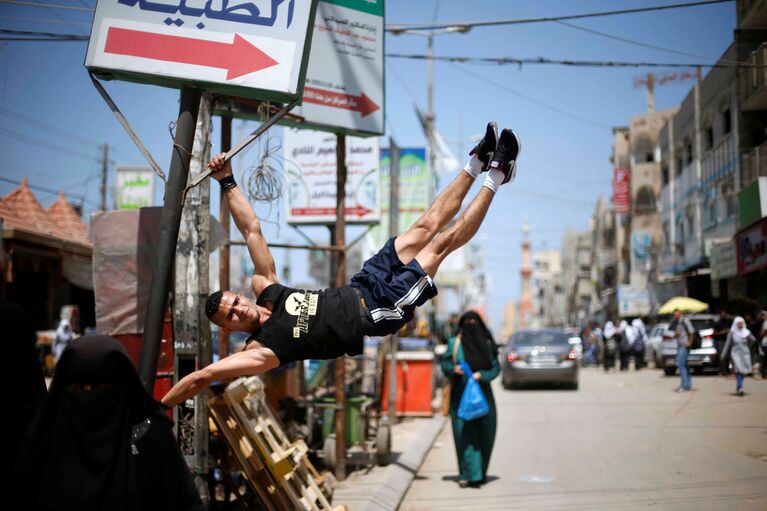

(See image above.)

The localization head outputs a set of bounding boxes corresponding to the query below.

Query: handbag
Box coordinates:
[440,336,462,415]
[457,360,490,421]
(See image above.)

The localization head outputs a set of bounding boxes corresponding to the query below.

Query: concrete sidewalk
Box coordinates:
[332,415,446,511]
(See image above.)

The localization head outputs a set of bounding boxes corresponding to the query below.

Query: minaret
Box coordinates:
[519,218,533,329]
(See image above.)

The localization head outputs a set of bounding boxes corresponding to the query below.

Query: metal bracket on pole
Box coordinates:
[181,97,300,204]
[89,72,166,182]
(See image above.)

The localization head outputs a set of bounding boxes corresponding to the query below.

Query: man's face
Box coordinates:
[719,310,727,318]
[213,291,261,333]
[673,309,681,320]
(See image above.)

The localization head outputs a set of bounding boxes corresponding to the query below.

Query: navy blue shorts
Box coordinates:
[349,237,438,336]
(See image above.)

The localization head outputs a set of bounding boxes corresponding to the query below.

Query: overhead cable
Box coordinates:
[386,0,733,32]
[387,53,761,69]
[0,0,94,11]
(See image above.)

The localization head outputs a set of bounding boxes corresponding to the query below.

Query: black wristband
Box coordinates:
[219,174,237,191]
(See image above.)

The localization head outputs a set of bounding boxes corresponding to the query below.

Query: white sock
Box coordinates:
[482,169,505,193]
[463,154,484,178]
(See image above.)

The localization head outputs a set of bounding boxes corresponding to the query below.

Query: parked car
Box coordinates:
[659,314,717,376]
[645,322,668,368]
[501,329,579,390]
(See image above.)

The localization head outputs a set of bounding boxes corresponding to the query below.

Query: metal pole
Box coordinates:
[388,139,400,422]
[334,133,347,481]
[219,114,232,361]
[139,86,202,392]
[101,143,109,211]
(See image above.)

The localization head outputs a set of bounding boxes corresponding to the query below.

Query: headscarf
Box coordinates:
[53,318,74,362]
[730,316,752,342]
[457,311,497,371]
[0,301,46,481]
[14,335,177,510]
[603,321,616,339]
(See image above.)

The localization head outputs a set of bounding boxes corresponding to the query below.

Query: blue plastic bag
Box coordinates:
[457,361,489,421]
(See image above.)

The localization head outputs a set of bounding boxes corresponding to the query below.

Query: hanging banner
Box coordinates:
[85,0,319,102]
[116,166,155,209]
[283,128,380,224]
[371,147,429,246]
[613,167,630,213]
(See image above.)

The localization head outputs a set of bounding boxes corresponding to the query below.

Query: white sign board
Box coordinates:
[618,285,650,317]
[283,128,380,224]
[85,0,319,102]
[116,166,155,209]
[289,0,384,135]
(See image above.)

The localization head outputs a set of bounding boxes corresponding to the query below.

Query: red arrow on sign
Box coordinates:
[104,27,278,80]
[346,205,373,217]
[303,86,379,117]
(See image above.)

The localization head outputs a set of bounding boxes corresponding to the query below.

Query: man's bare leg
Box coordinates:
[415,186,495,277]
[415,127,520,276]
[394,123,501,264]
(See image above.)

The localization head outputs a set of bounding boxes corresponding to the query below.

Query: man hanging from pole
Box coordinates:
[161,123,521,408]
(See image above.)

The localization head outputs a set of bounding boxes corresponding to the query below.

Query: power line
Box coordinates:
[0,0,94,11]
[0,126,102,162]
[387,53,761,69]
[0,15,91,26]
[448,63,611,131]
[0,105,104,149]
[386,0,734,32]
[554,20,743,65]
[0,28,87,38]
[0,36,86,41]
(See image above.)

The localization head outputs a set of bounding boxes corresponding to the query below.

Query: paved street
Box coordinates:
[401,367,767,510]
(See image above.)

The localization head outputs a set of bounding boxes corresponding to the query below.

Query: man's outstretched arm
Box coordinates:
[210,153,278,289]
[160,343,280,407]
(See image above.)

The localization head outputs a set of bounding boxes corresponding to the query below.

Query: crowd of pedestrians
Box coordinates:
[578,307,767,396]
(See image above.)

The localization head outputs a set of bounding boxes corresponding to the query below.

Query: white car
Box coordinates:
[645,323,668,368]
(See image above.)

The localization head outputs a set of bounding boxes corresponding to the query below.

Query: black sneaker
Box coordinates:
[469,122,499,170]
[487,128,521,184]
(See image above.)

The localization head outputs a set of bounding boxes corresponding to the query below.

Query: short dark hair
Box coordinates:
[205,291,223,321]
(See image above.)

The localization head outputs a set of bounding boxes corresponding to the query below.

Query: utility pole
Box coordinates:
[139,86,202,392]
[173,94,212,505]
[333,133,347,481]
[101,143,109,211]
[219,115,232,361]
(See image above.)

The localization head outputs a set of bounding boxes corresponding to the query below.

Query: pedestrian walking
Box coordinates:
[619,320,634,371]
[632,318,647,370]
[602,321,618,372]
[53,317,74,364]
[440,311,500,488]
[13,335,202,510]
[665,309,694,392]
[722,316,756,397]
[163,123,522,408]
[712,308,733,376]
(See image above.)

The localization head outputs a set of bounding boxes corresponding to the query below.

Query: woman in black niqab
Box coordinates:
[458,311,498,371]
[14,335,202,511]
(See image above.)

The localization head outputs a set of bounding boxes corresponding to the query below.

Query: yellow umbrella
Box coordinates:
[658,296,708,315]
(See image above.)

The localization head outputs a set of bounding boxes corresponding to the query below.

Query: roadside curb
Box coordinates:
[332,415,447,511]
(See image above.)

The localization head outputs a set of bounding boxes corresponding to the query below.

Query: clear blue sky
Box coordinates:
[0,0,737,332]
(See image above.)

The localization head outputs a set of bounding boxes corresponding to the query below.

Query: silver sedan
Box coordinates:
[501,329,579,390]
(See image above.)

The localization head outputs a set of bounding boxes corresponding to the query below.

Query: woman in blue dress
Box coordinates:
[441,310,500,488]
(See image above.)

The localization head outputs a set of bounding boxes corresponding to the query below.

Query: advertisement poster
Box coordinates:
[614,167,630,214]
[116,167,154,209]
[283,128,380,224]
[736,218,767,275]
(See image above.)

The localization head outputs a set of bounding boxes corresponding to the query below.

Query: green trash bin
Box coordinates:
[317,396,371,446]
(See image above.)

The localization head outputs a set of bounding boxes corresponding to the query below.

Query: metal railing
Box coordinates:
[742,139,767,189]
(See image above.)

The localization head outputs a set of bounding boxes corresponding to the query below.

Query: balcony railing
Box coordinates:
[742,139,767,189]
[701,132,737,189]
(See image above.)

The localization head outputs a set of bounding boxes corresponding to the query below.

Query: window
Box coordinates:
[706,200,716,227]
[676,157,684,176]
[663,221,670,247]
[704,126,714,150]
[633,134,655,164]
[684,141,693,165]
[635,186,656,215]
[722,108,732,134]
[662,164,669,185]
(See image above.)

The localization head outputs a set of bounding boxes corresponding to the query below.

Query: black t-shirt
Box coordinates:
[251,283,364,364]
